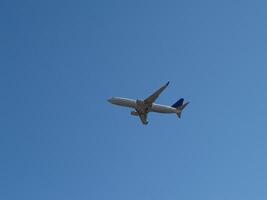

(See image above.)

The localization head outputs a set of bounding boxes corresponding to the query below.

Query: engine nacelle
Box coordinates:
[131,111,139,116]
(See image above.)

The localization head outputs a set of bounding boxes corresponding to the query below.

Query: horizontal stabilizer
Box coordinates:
[180,101,189,110]
[176,101,189,118]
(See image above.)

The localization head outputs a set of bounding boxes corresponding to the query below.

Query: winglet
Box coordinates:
[166,81,170,86]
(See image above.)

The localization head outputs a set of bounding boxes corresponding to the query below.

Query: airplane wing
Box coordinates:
[144,81,169,105]
[138,112,148,125]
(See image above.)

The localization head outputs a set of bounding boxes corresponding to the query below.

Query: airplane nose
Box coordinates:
[107,98,114,103]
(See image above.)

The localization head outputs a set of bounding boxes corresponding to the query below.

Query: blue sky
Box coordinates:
[1,0,267,199]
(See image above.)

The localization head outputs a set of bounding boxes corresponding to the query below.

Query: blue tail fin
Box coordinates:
[171,98,184,108]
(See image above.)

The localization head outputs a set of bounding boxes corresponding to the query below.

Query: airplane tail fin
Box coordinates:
[171,98,189,118]
[171,98,184,108]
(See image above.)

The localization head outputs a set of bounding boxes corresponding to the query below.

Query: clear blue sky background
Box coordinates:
[1,0,267,199]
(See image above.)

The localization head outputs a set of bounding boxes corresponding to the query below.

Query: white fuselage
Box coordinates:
[108,97,178,114]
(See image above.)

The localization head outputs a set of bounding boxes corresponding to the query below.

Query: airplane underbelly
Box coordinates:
[151,104,176,113]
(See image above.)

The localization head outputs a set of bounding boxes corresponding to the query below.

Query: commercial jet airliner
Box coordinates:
[108,82,189,125]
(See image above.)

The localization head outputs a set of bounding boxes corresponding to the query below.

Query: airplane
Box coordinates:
[107,81,189,125]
